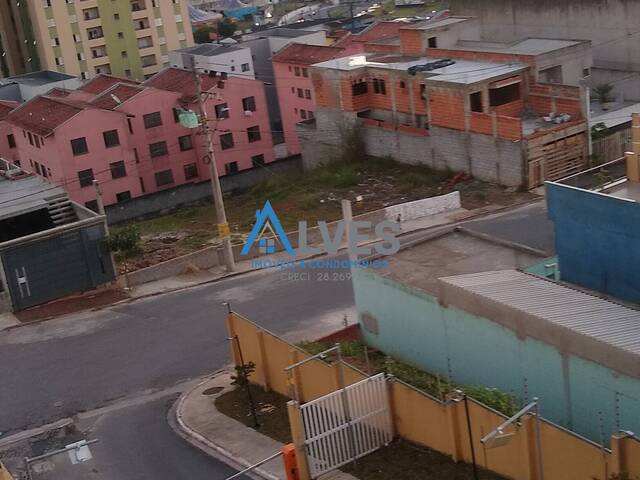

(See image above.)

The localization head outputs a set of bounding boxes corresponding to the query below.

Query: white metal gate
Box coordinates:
[300,373,393,478]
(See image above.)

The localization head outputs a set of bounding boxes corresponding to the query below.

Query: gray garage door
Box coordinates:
[1,225,114,311]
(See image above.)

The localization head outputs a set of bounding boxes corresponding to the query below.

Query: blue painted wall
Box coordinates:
[546,182,640,304]
[353,269,640,441]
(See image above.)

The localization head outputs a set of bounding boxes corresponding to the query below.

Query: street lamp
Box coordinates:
[481,398,545,480]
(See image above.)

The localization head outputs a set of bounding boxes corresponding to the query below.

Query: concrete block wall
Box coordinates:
[301,108,525,186]
[106,156,302,224]
[352,268,640,442]
[362,124,433,165]
[385,191,461,221]
[430,126,524,186]
[469,131,524,186]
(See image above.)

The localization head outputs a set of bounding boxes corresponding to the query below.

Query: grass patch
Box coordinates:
[215,385,292,444]
[344,439,507,480]
[297,340,519,416]
[113,154,535,270]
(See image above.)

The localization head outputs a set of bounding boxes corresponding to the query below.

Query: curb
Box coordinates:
[1,198,544,332]
[170,372,281,480]
[0,418,73,449]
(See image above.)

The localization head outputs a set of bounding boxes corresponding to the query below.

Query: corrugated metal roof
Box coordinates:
[439,270,640,357]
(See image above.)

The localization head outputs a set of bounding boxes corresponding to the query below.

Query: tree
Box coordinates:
[217,18,237,38]
[231,359,259,427]
[193,25,216,44]
[231,361,256,388]
[594,83,613,104]
[107,225,141,290]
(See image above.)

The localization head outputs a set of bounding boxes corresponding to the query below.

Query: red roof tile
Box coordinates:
[5,96,85,137]
[91,83,145,110]
[79,74,139,95]
[143,68,220,102]
[334,21,403,50]
[0,102,17,121]
[46,88,72,98]
[272,44,346,65]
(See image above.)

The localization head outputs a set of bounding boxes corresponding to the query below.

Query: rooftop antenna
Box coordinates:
[110,94,122,104]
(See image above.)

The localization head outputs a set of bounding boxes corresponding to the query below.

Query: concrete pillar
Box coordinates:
[408,81,417,126]
[625,115,640,182]
[444,397,464,462]
[390,75,398,124]
[518,415,539,480]
[287,400,311,480]
[255,330,270,391]
[289,349,304,401]
[482,89,490,114]
[610,431,636,477]
[463,92,471,133]
[491,111,498,138]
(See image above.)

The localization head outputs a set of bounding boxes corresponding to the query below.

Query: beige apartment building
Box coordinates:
[0,0,194,81]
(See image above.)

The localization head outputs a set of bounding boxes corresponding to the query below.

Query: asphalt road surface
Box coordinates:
[30,393,249,480]
[0,261,355,434]
[0,204,550,478]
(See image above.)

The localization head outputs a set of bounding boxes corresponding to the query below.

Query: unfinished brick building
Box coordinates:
[298,17,592,188]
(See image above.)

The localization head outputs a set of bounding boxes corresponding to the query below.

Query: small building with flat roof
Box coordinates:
[169,43,255,80]
[0,159,114,312]
[0,71,81,103]
[353,216,640,442]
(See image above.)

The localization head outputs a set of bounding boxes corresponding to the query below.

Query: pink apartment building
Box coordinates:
[272,24,405,157]
[0,70,273,209]
[0,100,20,165]
[272,44,346,156]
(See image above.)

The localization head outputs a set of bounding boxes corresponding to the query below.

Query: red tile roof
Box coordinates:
[272,43,346,65]
[91,83,145,110]
[0,100,18,121]
[79,74,139,95]
[5,96,85,137]
[143,68,220,102]
[334,21,403,50]
[45,88,71,98]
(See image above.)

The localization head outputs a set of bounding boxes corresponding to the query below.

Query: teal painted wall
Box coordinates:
[353,269,640,441]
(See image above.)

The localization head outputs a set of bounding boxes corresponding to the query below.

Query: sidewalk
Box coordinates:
[0,202,506,329]
[130,206,479,299]
[174,372,358,480]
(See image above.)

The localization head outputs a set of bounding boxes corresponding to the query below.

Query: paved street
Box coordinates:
[0,262,355,435]
[29,393,248,480]
[463,201,555,254]
[0,204,551,479]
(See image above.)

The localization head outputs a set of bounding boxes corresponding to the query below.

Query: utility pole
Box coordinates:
[93,180,117,280]
[189,55,236,272]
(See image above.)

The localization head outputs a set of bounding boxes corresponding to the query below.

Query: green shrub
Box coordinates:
[463,385,519,416]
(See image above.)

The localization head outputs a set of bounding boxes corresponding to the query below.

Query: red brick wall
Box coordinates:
[312,73,339,108]
[528,83,582,117]
[364,43,401,54]
[341,77,371,111]
[528,94,553,114]
[429,87,465,130]
[469,112,493,135]
[394,78,411,114]
[426,48,535,68]
[400,30,423,55]
[497,116,522,141]
[369,74,393,110]
[413,80,427,115]
[492,99,523,117]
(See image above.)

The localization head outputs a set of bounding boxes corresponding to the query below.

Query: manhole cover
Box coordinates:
[202,387,223,396]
